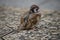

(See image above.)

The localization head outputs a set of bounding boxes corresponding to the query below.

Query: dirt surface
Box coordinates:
[0,6,60,40]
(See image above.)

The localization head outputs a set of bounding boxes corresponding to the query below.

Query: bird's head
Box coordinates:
[30,4,39,13]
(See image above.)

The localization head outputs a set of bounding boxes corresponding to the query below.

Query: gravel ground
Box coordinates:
[0,6,60,40]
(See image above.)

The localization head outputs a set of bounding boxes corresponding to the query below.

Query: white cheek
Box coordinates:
[34,9,37,12]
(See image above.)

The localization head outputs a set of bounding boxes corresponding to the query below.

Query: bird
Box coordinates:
[17,4,41,31]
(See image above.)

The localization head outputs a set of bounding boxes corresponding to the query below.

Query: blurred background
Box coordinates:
[0,0,60,10]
